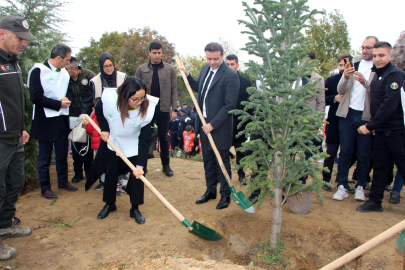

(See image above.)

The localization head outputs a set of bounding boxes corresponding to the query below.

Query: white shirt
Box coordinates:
[202,68,219,118]
[349,59,373,111]
[47,60,58,71]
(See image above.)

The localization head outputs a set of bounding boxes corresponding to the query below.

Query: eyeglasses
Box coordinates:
[103,64,114,69]
[360,46,373,50]
[130,96,146,103]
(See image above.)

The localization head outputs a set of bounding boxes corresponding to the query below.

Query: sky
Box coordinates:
[6,0,405,64]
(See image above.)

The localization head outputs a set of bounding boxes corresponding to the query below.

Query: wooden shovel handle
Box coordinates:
[320,219,405,270]
[84,114,191,229]
[175,56,233,188]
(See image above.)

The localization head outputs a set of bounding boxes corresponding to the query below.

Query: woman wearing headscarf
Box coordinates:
[80,52,127,117]
[80,53,128,189]
[83,77,158,224]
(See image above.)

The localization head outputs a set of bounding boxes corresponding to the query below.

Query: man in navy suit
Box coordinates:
[179,43,239,209]
[225,54,252,184]
[29,44,78,200]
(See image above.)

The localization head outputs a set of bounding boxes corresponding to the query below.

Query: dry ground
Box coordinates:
[2,153,405,270]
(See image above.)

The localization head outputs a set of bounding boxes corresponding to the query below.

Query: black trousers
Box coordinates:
[0,141,25,228]
[170,131,179,150]
[369,130,405,204]
[234,139,245,177]
[103,150,144,205]
[38,119,69,191]
[202,148,231,197]
[322,143,339,183]
[71,140,93,177]
[152,103,170,166]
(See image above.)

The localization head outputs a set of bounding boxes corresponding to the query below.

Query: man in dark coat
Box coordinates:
[178,42,239,210]
[225,54,252,184]
[357,41,405,212]
[29,44,78,200]
[322,54,351,190]
[66,56,95,183]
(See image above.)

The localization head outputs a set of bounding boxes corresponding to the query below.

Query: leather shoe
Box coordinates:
[41,190,58,200]
[216,196,230,209]
[72,174,83,183]
[163,166,174,177]
[58,182,78,191]
[130,209,145,224]
[238,176,247,185]
[346,185,355,193]
[322,184,332,191]
[97,203,117,219]
[196,191,216,204]
[249,193,260,204]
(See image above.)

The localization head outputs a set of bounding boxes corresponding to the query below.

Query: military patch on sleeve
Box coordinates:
[391,82,399,89]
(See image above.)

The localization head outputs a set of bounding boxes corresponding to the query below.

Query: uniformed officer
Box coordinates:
[0,14,36,261]
[178,108,192,144]
[357,41,405,212]
[66,57,95,183]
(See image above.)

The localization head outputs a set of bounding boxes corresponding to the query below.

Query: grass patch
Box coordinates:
[49,217,80,228]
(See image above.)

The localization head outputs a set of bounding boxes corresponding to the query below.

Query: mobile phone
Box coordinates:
[344,58,352,68]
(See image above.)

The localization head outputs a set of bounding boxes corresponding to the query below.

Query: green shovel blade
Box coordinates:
[230,186,255,214]
[182,219,222,241]
[396,229,405,256]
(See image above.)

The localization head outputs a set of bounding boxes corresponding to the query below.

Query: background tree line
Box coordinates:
[1,0,351,181]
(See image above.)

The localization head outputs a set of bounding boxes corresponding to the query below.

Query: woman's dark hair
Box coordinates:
[93,97,101,107]
[117,77,149,124]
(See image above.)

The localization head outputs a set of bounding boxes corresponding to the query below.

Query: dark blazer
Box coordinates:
[233,72,252,144]
[29,60,72,142]
[325,72,343,144]
[187,61,239,150]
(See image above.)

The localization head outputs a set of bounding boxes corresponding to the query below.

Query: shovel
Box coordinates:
[320,218,405,270]
[84,114,222,241]
[175,56,254,214]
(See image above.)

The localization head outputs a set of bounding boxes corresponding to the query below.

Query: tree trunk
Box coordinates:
[270,186,283,247]
[270,150,284,248]
[269,37,288,248]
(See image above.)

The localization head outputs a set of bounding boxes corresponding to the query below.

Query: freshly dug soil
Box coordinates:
[3,154,404,269]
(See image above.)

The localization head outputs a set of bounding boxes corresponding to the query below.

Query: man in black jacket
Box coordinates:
[226,54,252,184]
[322,54,350,190]
[0,15,36,260]
[357,42,405,212]
[29,44,78,200]
[66,57,95,183]
[178,43,239,210]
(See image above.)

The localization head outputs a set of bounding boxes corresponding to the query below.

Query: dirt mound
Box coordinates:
[2,154,404,269]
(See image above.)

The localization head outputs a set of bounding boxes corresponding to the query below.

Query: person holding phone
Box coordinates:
[333,36,378,201]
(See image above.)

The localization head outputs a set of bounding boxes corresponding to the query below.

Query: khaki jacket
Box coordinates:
[135,62,177,112]
[305,71,325,120]
[336,56,375,121]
